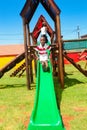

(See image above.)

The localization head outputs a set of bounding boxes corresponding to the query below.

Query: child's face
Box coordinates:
[40,37,46,46]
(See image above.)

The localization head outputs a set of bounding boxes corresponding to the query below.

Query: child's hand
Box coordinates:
[35,56,39,60]
[36,57,39,60]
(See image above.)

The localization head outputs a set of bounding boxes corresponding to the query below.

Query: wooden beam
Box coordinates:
[63,53,87,77]
[48,0,60,14]
[23,19,30,90]
[55,15,64,89]
[27,24,33,83]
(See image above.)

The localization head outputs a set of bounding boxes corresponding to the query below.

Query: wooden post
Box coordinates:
[23,19,30,90]
[27,24,33,83]
[55,15,64,88]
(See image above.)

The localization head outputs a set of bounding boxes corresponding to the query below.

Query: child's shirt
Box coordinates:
[35,43,51,61]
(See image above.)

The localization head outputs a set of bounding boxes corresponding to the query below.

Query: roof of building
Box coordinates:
[0,44,24,56]
[81,34,87,39]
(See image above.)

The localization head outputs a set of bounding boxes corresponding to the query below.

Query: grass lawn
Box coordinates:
[0,62,87,130]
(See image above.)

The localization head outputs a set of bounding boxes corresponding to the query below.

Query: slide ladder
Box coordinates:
[28,60,65,130]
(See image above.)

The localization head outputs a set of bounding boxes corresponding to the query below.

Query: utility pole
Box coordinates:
[77,26,80,39]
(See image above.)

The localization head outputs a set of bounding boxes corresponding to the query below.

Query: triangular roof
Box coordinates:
[32,15,54,39]
[20,0,61,23]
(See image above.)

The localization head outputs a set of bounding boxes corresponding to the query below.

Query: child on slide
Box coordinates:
[34,35,51,71]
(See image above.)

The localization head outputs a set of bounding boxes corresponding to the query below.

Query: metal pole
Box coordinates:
[77,26,80,39]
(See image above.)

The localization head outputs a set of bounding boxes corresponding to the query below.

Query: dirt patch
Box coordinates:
[62,115,74,130]
[74,107,87,112]
[23,112,31,128]
[0,105,6,110]
[23,114,74,129]
[24,115,74,130]
[0,119,4,124]
[24,116,30,128]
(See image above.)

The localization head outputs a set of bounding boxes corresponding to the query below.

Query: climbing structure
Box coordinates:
[20,0,66,130]
[20,0,64,89]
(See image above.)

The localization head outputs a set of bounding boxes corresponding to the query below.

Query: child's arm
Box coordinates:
[47,45,51,51]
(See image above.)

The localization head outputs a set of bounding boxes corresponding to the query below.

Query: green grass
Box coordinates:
[55,62,87,130]
[0,73,36,130]
[0,62,87,130]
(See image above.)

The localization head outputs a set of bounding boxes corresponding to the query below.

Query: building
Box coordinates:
[0,44,24,68]
[81,34,87,39]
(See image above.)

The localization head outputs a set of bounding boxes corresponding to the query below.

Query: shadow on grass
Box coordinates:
[54,76,84,108]
[64,75,84,88]
[0,82,36,89]
[0,83,36,89]
[0,84,26,89]
[54,77,63,109]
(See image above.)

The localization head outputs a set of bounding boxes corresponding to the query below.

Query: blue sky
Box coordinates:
[0,0,87,45]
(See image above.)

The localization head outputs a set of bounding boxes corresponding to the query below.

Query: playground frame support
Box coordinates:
[27,24,33,83]
[55,15,64,88]
[23,19,31,90]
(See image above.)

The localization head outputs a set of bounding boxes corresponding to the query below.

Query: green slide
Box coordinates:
[27,61,65,130]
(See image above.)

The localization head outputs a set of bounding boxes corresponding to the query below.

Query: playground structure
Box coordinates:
[20,0,64,89]
[20,0,87,90]
[0,4,87,83]
[20,0,66,130]
[20,0,87,129]
[0,1,86,84]
[0,0,87,129]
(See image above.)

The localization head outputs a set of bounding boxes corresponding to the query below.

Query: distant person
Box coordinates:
[39,22,47,34]
[34,35,51,71]
[40,22,53,43]
[39,22,48,43]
